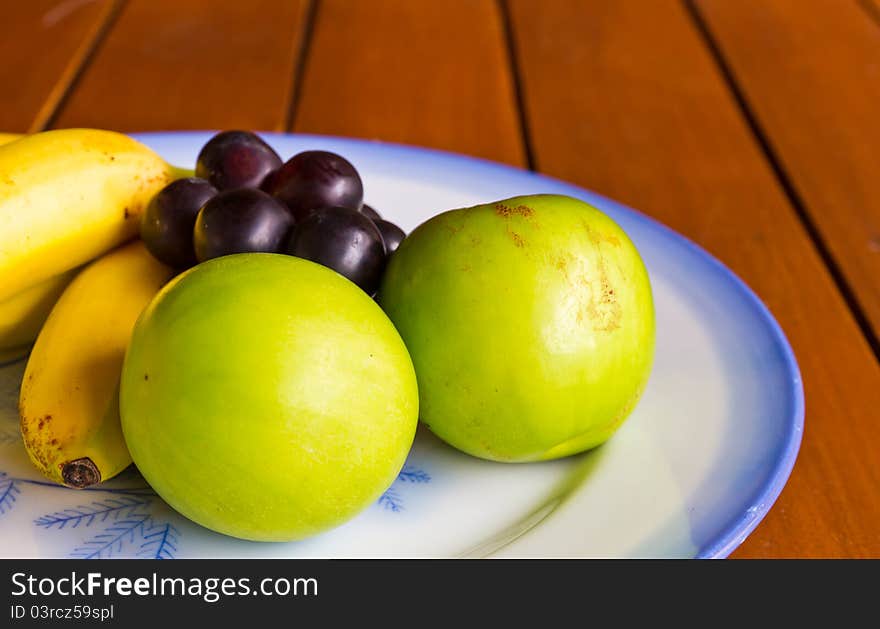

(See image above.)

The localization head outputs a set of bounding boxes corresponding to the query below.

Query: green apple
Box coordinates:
[379,194,654,462]
[120,253,418,541]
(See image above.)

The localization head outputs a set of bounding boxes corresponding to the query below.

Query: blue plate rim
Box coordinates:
[132,131,806,559]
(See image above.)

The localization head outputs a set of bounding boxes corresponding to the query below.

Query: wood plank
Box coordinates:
[509,0,880,557]
[695,0,880,361]
[53,0,310,131]
[0,0,118,132]
[862,0,880,21]
[292,0,525,166]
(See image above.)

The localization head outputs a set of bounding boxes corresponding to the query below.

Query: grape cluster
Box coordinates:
[140,130,405,294]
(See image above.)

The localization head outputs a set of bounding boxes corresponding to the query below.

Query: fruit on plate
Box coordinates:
[379,194,655,462]
[193,188,293,262]
[286,206,387,294]
[373,218,406,254]
[0,268,78,364]
[265,150,364,221]
[139,131,409,295]
[0,128,178,303]
[141,177,218,268]
[360,203,381,221]
[120,253,419,541]
[19,241,173,488]
[195,130,282,191]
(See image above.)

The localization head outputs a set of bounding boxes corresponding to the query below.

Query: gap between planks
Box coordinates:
[32,0,126,132]
[856,0,880,26]
[683,0,880,365]
[497,0,536,171]
[283,0,318,132]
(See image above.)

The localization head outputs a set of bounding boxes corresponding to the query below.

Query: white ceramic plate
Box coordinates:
[0,132,803,559]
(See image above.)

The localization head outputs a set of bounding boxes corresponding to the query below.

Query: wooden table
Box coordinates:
[4,0,879,558]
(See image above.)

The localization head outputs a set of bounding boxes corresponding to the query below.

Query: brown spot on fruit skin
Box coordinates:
[586,267,622,333]
[554,255,570,275]
[144,373,149,381]
[20,413,52,473]
[495,203,534,218]
[582,220,622,247]
[123,207,130,220]
[503,222,528,249]
[438,214,463,235]
[567,225,623,333]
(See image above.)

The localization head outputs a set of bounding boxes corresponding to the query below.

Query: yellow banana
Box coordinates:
[0,133,23,146]
[0,128,177,302]
[0,269,78,363]
[19,240,173,488]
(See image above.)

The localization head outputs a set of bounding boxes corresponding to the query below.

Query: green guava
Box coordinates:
[378,194,654,462]
[120,253,419,541]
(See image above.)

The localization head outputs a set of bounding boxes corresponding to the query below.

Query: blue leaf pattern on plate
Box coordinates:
[138,522,180,559]
[0,473,21,515]
[0,464,430,557]
[70,513,152,559]
[378,489,403,512]
[397,467,431,484]
[377,465,431,512]
[35,496,153,530]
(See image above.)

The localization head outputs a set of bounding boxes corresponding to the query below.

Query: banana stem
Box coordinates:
[61,457,101,488]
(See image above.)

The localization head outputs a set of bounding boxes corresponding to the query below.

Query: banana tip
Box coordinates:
[61,457,101,488]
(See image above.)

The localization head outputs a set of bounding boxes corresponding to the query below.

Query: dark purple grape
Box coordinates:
[196,131,282,190]
[266,151,363,222]
[286,207,385,293]
[361,204,381,221]
[259,168,280,193]
[373,219,405,254]
[141,178,218,268]
[194,189,293,262]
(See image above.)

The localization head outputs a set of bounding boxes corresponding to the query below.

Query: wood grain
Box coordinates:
[52,0,311,131]
[0,0,118,132]
[695,0,880,359]
[292,0,525,166]
[508,0,880,557]
[3,0,876,558]
[860,0,880,22]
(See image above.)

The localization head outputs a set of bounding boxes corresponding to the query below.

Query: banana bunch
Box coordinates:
[0,133,37,361]
[0,269,79,364]
[19,241,173,488]
[0,128,186,487]
[0,128,178,361]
